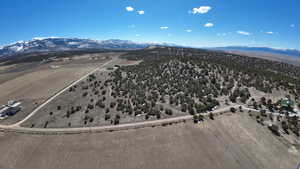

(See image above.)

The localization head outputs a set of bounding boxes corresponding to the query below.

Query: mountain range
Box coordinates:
[1,38,300,63]
[0,37,177,60]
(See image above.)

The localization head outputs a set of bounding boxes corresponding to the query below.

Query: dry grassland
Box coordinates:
[0,113,299,169]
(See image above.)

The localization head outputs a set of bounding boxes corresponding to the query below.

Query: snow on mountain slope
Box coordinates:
[0,38,173,59]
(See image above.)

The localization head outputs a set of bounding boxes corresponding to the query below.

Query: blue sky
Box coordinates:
[0,0,299,49]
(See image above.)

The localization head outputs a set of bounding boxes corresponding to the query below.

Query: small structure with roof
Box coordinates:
[279,98,295,111]
[0,100,21,119]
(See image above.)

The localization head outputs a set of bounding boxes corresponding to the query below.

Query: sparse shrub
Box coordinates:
[193,114,198,123]
[145,114,149,120]
[94,90,99,95]
[188,107,195,115]
[66,111,70,118]
[76,106,82,112]
[230,107,236,113]
[114,116,120,125]
[96,100,105,108]
[209,113,214,120]
[110,102,116,108]
[160,105,164,111]
[199,114,204,121]
[165,109,173,116]
[268,124,280,136]
[82,92,88,97]
[181,104,187,112]
[156,111,161,119]
[87,104,94,110]
[239,106,243,112]
[260,110,267,117]
[70,107,76,114]
[105,114,111,121]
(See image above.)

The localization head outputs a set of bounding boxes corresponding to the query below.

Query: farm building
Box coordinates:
[278,98,295,111]
[0,100,21,118]
[280,98,295,108]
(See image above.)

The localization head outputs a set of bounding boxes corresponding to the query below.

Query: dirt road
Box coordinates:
[0,105,239,134]
[0,56,242,134]
[12,58,117,127]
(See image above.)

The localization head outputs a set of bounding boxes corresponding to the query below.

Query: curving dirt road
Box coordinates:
[0,105,240,134]
[0,59,117,128]
[0,57,242,134]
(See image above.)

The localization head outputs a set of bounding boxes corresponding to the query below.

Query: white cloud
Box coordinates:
[204,23,214,27]
[237,31,251,36]
[160,26,169,30]
[137,10,145,15]
[290,24,295,28]
[265,31,274,34]
[135,34,141,37]
[185,29,192,33]
[191,6,212,14]
[126,6,134,12]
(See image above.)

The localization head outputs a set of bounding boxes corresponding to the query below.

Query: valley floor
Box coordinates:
[0,113,299,169]
[0,52,123,125]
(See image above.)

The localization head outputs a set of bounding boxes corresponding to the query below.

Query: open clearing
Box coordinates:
[0,52,123,125]
[0,113,299,169]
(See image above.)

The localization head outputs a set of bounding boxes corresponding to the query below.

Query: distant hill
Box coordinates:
[212,46,300,66]
[0,38,177,60]
[2,39,300,66]
[213,46,300,57]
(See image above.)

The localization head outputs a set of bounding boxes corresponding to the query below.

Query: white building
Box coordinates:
[0,100,21,118]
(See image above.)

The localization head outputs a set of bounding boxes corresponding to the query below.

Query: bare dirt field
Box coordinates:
[0,113,299,169]
[20,59,151,128]
[0,52,123,125]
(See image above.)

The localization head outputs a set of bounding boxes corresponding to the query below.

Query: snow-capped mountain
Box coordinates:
[0,37,175,59]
